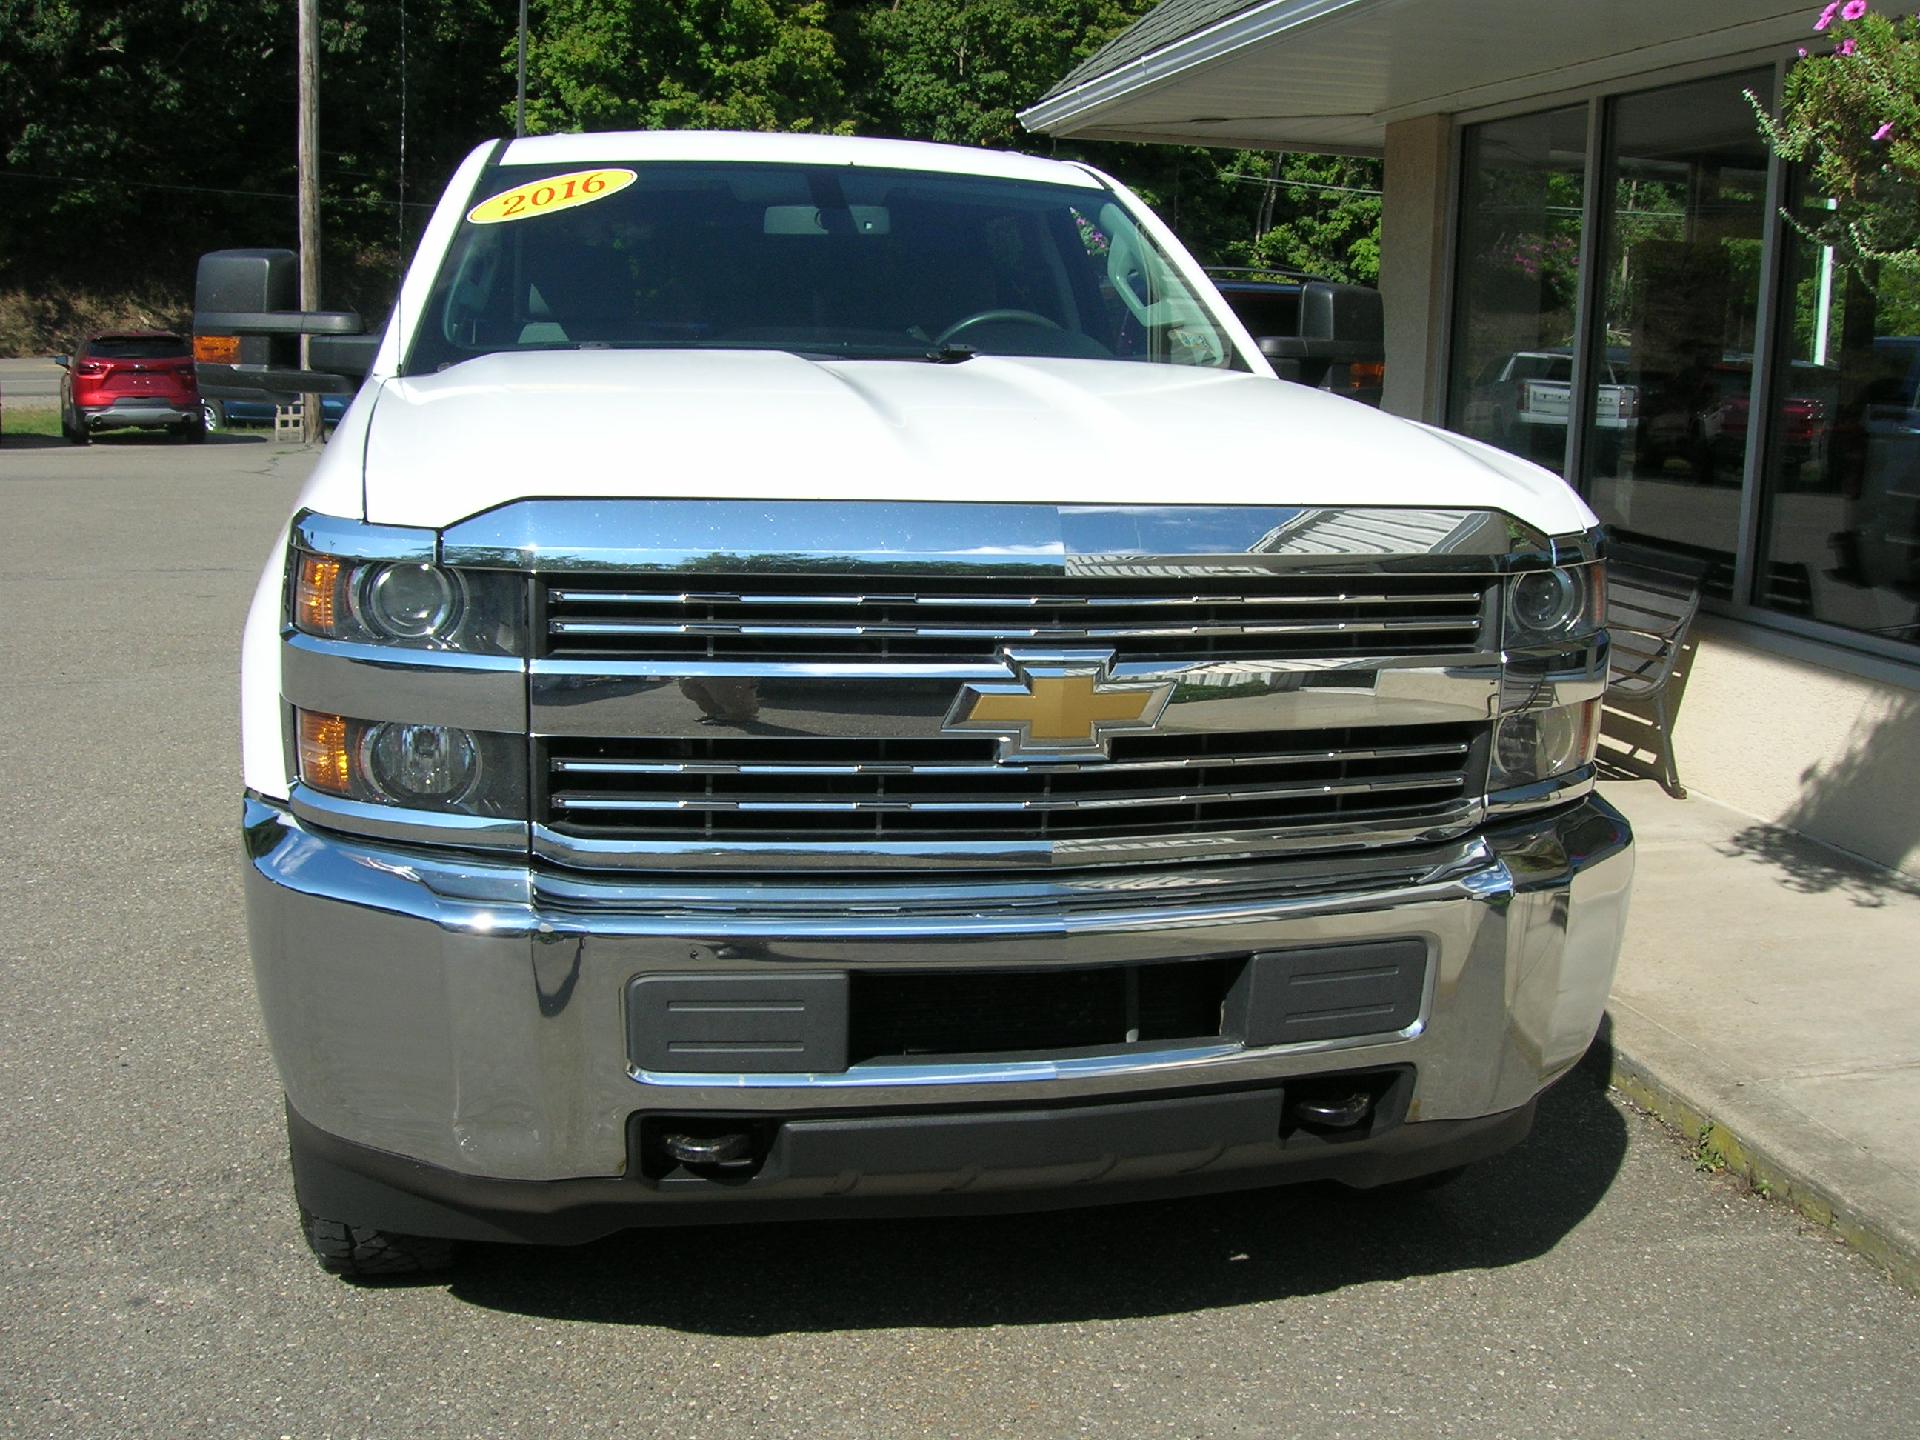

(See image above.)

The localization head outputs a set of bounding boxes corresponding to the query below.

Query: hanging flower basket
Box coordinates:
[1751,3,1920,275]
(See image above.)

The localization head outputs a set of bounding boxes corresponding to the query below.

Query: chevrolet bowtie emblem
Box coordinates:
[945,650,1174,760]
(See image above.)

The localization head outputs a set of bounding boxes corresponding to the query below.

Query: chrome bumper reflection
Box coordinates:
[243,793,1632,1181]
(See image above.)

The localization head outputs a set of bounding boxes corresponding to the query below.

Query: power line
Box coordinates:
[0,168,433,211]
[1222,173,1383,198]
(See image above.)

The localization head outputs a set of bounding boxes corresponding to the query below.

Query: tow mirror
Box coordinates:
[1259,282,1383,364]
[192,248,372,396]
[309,332,379,383]
[1258,281,1384,391]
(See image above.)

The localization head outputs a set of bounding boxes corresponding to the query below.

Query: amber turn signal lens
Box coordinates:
[295,553,344,636]
[297,710,355,796]
[193,334,240,364]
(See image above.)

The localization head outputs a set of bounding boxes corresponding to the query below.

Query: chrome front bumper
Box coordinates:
[243,793,1632,1186]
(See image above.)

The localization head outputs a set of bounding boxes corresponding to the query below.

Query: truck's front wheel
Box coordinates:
[299,1206,455,1277]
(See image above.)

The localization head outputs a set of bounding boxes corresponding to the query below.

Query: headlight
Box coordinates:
[1490,699,1600,791]
[355,563,462,640]
[292,551,519,654]
[1505,563,1605,645]
[363,722,479,803]
[296,709,522,816]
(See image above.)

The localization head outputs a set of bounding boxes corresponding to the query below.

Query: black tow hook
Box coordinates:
[1288,1090,1375,1131]
[659,1131,758,1169]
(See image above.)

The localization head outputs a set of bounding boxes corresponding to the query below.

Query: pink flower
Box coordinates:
[1840,0,1868,17]
[1874,121,1896,140]
[1798,45,1810,55]
[1815,1,1840,28]
[1839,36,1858,52]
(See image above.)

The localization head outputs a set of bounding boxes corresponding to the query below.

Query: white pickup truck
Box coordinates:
[1473,350,1638,469]
[227,131,1633,1275]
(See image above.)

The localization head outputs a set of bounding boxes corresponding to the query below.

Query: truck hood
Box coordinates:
[350,349,1596,537]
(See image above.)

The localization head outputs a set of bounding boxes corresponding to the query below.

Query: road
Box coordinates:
[2,437,1917,1439]
[0,357,62,406]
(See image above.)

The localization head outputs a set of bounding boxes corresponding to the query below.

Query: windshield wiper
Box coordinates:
[797,342,980,364]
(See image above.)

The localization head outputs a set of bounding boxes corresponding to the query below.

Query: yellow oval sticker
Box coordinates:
[466,168,637,225]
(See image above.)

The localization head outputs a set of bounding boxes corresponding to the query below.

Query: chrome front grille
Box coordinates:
[540,573,1490,663]
[537,725,1483,843]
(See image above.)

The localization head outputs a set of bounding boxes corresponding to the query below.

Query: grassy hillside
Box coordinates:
[0,282,191,358]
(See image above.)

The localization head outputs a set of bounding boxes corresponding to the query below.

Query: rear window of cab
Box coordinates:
[88,335,190,360]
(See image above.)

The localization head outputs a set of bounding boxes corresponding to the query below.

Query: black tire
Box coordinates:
[63,405,90,445]
[299,1205,455,1277]
[173,416,207,443]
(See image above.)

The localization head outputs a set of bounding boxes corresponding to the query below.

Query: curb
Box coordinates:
[1609,1045,1920,1295]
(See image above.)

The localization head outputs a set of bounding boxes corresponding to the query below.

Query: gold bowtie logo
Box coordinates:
[946,651,1174,759]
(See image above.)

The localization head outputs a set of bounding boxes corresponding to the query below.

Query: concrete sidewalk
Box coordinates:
[1600,778,1920,1289]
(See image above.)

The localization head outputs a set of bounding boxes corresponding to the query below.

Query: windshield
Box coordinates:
[89,335,188,359]
[402,160,1240,375]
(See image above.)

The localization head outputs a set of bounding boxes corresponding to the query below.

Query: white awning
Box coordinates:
[1022,0,1813,152]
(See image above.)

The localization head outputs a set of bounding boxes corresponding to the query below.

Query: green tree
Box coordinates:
[1211,151,1383,284]
[850,0,1149,150]
[0,0,519,304]
[0,2,293,274]
[517,0,852,135]
[0,0,1393,347]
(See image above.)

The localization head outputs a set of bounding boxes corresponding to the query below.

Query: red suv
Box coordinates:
[58,331,205,444]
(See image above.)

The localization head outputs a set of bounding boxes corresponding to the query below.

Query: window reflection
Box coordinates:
[1446,107,1588,477]
[1446,62,1920,661]
[1758,179,1920,648]
[1582,71,1772,599]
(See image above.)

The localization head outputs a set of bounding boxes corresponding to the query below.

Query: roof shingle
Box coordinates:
[1036,0,1269,106]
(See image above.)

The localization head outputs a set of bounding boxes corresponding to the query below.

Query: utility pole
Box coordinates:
[516,0,528,137]
[298,0,322,444]
[1258,152,1284,245]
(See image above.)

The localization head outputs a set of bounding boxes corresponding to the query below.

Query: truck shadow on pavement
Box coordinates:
[447,1025,1628,1330]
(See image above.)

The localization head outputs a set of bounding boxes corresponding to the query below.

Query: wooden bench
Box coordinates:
[1604,546,1706,798]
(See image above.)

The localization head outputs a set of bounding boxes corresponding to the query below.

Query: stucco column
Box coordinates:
[1379,113,1454,423]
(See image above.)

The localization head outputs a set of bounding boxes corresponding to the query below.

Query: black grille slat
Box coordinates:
[540,726,1479,843]
[551,739,1470,780]
[550,772,1469,812]
[542,574,1490,662]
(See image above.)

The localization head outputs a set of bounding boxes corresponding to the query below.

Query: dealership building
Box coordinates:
[1025,0,1920,879]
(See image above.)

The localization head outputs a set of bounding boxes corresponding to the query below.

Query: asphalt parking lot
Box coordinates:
[2,436,1918,1439]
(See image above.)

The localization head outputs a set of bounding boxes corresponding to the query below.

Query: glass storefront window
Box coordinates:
[1446,106,1589,477]
[1756,178,1920,649]
[1581,70,1773,599]
[1447,64,1920,664]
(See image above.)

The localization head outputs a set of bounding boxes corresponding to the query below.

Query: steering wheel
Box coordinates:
[934,309,1064,346]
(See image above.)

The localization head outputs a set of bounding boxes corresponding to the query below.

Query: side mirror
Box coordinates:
[192,248,372,397]
[1260,281,1384,364]
[1254,281,1384,399]
[308,332,379,384]
[51,354,69,369]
